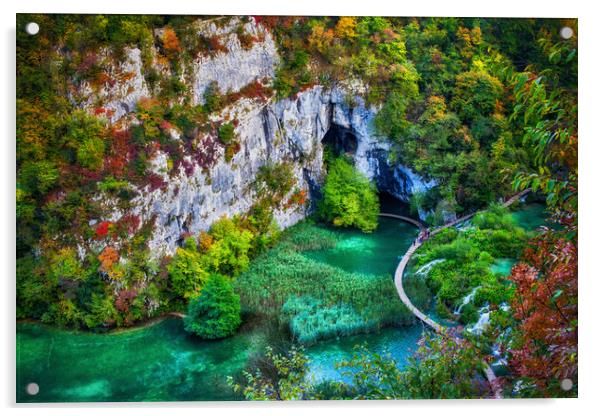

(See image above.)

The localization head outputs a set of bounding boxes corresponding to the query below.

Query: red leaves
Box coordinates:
[207,35,228,54]
[105,129,131,177]
[117,214,140,235]
[508,230,578,389]
[148,172,168,192]
[115,289,137,314]
[160,119,173,131]
[95,221,111,239]
[225,80,274,103]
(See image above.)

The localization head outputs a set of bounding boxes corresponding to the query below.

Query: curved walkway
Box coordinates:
[379,190,528,399]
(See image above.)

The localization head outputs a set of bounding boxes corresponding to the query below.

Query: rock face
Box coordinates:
[77,17,434,256]
[191,19,279,105]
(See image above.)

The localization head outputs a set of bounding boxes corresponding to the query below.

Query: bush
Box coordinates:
[203,81,224,113]
[319,157,380,233]
[217,122,236,145]
[184,273,241,339]
[450,70,503,123]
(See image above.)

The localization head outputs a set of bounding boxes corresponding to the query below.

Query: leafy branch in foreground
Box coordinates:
[230,333,491,400]
[227,345,313,400]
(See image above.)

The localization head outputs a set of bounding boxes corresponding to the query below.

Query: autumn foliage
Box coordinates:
[508,228,577,394]
[98,246,119,272]
[162,27,181,54]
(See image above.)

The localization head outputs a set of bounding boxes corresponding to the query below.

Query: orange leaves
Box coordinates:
[286,189,308,209]
[162,27,181,54]
[198,232,214,253]
[308,24,334,54]
[98,246,119,272]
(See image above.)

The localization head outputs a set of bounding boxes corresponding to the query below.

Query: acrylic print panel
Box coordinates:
[16,14,578,402]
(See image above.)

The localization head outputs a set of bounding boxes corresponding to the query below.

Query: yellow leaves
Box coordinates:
[308,24,334,54]
[335,17,357,40]
[456,26,483,60]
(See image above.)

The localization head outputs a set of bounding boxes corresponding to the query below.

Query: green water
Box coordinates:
[511,202,548,231]
[17,216,422,402]
[489,203,549,277]
[303,217,417,276]
[17,317,271,402]
[490,258,517,276]
[306,325,424,383]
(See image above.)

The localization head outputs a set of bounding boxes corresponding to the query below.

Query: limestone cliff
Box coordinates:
[73,17,435,256]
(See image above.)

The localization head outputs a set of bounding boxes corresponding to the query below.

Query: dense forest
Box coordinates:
[17,15,577,400]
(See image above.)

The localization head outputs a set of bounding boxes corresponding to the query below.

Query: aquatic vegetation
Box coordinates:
[235,221,420,342]
[282,296,377,344]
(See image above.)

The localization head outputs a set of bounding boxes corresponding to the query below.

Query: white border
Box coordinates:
[2,1,601,415]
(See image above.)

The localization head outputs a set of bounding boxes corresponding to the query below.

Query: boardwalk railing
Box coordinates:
[379,190,529,399]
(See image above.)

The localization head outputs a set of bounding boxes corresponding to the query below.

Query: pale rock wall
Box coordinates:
[76,17,435,256]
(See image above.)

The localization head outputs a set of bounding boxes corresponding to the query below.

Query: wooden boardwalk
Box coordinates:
[378,190,529,399]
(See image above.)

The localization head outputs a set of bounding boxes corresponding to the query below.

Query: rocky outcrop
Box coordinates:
[191,19,278,105]
[76,17,435,256]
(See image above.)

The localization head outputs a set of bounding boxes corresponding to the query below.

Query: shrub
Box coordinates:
[203,81,224,113]
[184,273,241,339]
[217,122,236,145]
[319,157,379,233]
[77,136,105,170]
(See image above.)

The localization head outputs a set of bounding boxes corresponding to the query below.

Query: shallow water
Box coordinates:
[17,317,267,402]
[490,203,549,277]
[303,217,417,276]
[511,202,548,231]
[17,217,421,402]
[490,258,517,276]
[306,325,424,383]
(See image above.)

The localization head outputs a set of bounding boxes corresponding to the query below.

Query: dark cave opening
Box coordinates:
[321,123,358,156]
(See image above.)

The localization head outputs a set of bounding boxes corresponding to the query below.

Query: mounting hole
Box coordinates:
[560,378,573,391]
[560,26,573,40]
[25,22,39,35]
[26,382,39,395]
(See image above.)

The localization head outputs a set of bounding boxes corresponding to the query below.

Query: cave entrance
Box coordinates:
[322,124,358,156]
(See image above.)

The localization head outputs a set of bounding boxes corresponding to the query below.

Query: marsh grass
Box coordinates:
[235,221,422,344]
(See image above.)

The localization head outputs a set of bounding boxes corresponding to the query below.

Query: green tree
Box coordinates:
[84,293,118,328]
[184,273,241,339]
[217,122,235,145]
[319,157,379,232]
[49,248,84,283]
[167,237,208,300]
[203,217,254,276]
[63,110,107,170]
[450,70,503,123]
